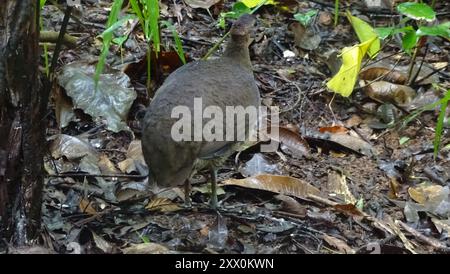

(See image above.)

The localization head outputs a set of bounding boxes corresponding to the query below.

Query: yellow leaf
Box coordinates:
[346,11,380,58]
[241,0,274,8]
[326,37,376,97]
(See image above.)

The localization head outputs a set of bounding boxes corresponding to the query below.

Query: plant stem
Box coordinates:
[146,45,152,92]
[334,0,339,26]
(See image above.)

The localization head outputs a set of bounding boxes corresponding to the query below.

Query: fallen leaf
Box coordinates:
[222,174,322,200]
[122,243,172,254]
[275,194,307,217]
[360,67,407,84]
[145,197,181,212]
[363,80,416,106]
[79,198,98,215]
[323,234,355,254]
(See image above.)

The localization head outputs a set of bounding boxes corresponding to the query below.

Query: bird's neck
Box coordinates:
[223,35,252,70]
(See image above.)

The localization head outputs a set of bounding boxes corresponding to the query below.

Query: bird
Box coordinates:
[141,14,260,209]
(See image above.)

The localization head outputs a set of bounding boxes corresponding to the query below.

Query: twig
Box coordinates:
[48,173,148,179]
[397,220,450,253]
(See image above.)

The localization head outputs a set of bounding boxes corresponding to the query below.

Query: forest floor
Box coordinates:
[36,0,450,254]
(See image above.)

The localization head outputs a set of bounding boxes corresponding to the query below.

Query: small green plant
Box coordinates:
[217,0,271,29]
[95,0,124,87]
[97,0,186,90]
[334,0,339,26]
[218,2,251,29]
[293,10,318,27]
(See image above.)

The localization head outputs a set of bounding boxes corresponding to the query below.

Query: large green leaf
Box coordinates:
[397,2,436,22]
[417,22,450,38]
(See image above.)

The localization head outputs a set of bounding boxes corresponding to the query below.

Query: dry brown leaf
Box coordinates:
[116,188,143,202]
[98,154,118,174]
[360,67,407,84]
[327,171,356,204]
[363,80,416,106]
[79,198,97,215]
[275,194,307,217]
[323,235,355,254]
[122,243,171,254]
[145,197,181,212]
[345,115,362,128]
[117,158,136,173]
[222,174,322,200]
[328,133,375,157]
[408,183,444,205]
[333,204,364,216]
[267,126,310,158]
[319,125,348,134]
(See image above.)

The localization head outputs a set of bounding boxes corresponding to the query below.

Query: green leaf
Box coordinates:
[417,22,450,38]
[40,0,47,9]
[95,0,124,86]
[99,15,136,39]
[294,10,318,27]
[375,27,395,39]
[399,136,410,145]
[218,2,251,28]
[402,30,417,54]
[161,20,186,64]
[326,38,377,97]
[346,12,380,58]
[434,89,450,157]
[148,0,160,52]
[397,2,436,22]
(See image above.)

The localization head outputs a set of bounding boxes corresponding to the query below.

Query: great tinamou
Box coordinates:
[142,14,260,209]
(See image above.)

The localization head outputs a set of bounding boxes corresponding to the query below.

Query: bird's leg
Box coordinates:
[183,179,192,208]
[209,167,218,209]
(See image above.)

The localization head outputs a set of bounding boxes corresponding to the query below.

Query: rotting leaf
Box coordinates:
[92,231,115,253]
[239,153,281,177]
[323,234,355,254]
[222,174,322,200]
[58,61,137,133]
[49,134,98,160]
